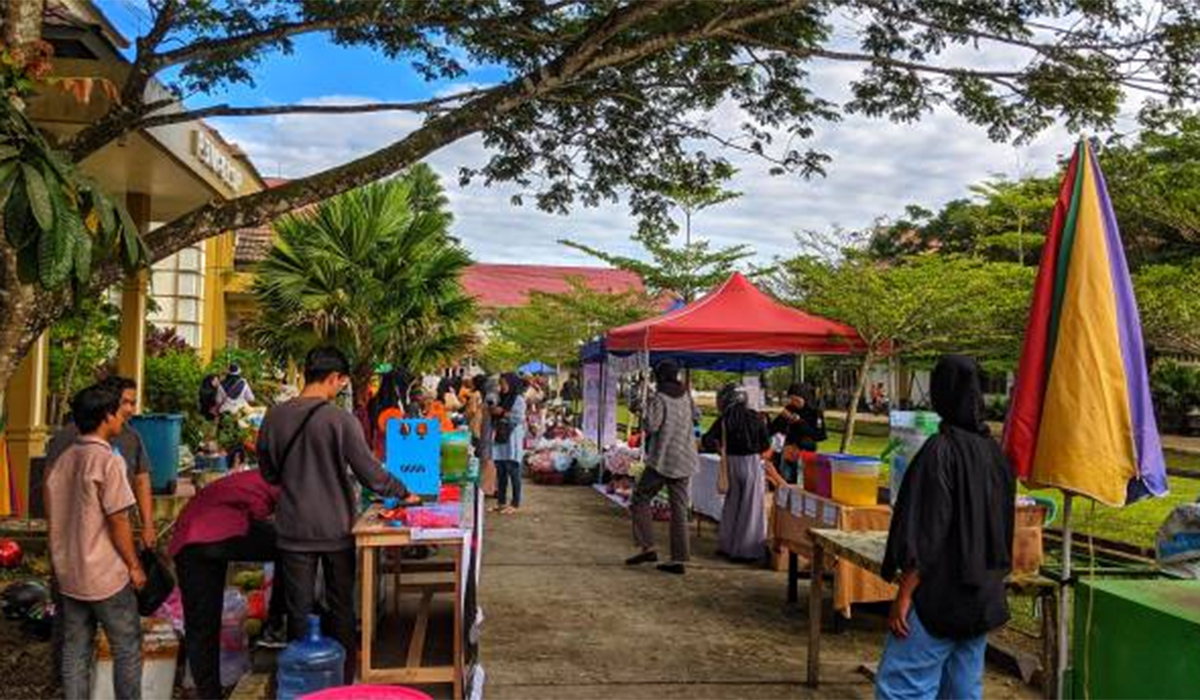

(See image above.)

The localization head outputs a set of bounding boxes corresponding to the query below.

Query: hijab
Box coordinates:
[653,360,685,399]
[500,372,525,410]
[931,354,989,435]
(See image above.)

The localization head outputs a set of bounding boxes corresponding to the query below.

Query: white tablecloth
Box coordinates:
[691,454,726,522]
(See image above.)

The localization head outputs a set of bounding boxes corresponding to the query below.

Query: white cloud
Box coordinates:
[211,87,1097,267]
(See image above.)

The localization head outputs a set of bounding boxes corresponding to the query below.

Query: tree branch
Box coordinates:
[151,14,376,70]
[132,89,496,130]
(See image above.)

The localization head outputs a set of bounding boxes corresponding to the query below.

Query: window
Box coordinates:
[178,273,200,297]
[179,247,201,270]
[178,298,199,323]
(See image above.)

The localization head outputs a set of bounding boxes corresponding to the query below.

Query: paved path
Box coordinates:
[479,484,1036,699]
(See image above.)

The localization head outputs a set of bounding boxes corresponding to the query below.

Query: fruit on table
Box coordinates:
[0,539,22,568]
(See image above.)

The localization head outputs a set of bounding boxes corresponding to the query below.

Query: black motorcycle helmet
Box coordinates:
[1,580,49,620]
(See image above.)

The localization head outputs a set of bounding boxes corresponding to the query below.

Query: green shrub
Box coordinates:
[143,348,207,449]
[1151,360,1200,434]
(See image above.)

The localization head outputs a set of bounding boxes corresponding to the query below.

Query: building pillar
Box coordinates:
[201,232,231,363]
[116,192,150,410]
[4,333,50,516]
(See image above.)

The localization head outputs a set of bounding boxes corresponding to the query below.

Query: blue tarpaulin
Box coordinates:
[518,360,556,375]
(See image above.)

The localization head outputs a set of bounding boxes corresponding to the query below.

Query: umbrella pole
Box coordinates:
[1058,493,1074,699]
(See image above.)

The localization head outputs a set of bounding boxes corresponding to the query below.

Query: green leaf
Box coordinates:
[39,214,70,288]
[0,145,19,161]
[0,162,20,214]
[20,162,53,231]
[72,220,93,284]
[3,179,36,250]
[116,200,142,268]
[96,193,116,235]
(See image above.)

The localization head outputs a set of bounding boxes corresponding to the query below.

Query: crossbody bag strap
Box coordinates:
[275,401,327,473]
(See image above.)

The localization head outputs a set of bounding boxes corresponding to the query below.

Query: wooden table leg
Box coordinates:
[453,542,464,700]
[360,544,376,682]
[807,541,825,688]
[787,549,799,604]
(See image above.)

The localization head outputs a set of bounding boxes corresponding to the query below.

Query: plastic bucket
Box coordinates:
[830,456,881,506]
[800,452,827,496]
[301,685,432,700]
[128,414,183,495]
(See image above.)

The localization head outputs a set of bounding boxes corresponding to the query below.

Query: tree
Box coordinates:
[2,0,1199,389]
[773,252,1033,448]
[563,158,751,302]
[1100,111,1200,264]
[47,294,120,425]
[968,176,1056,264]
[484,277,655,370]
[247,165,476,402]
[1134,262,1200,359]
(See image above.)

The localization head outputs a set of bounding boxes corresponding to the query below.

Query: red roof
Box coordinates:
[606,272,864,355]
[463,264,645,309]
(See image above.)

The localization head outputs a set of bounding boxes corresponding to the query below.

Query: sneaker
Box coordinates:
[256,623,288,649]
[656,562,686,575]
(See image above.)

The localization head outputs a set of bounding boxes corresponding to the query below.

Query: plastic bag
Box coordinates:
[1156,503,1200,579]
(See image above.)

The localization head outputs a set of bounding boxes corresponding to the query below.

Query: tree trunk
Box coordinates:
[3,0,44,48]
[840,351,875,453]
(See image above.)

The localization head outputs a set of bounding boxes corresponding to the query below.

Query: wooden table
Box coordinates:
[806,528,1058,697]
[354,505,468,699]
[774,487,895,616]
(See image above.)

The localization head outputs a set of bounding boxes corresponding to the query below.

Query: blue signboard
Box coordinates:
[383,418,442,496]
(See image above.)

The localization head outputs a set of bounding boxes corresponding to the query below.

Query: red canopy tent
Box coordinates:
[605,272,864,356]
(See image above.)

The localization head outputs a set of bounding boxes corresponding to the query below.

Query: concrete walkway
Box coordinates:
[479,484,1036,700]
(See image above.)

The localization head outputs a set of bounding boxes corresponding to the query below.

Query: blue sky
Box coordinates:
[100,2,1103,266]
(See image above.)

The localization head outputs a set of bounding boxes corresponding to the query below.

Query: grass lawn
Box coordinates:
[614,407,1194,550]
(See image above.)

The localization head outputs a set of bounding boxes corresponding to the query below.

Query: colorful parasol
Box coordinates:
[1003,139,1168,506]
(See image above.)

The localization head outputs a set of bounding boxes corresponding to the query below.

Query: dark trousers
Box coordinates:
[174,521,285,700]
[631,467,691,563]
[496,459,522,507]
[280,548,357,684]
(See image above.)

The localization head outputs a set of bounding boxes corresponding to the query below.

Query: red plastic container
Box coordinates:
[302,685,432,700]
[438,484,461,502]
[802,452,832,497]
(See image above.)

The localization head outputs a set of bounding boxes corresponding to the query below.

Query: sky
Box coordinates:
[101,2,1139,267]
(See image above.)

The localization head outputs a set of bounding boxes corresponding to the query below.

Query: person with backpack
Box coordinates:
[257,346,418,683]
[220,364,256,414]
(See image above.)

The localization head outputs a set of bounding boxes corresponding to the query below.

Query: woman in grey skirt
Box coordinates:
[702,384,772,562]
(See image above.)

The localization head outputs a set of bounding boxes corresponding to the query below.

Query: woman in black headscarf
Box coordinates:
[491,372,528,514]
[770,383,826,483]
[875,355,1015,700]
[701,384,772,562]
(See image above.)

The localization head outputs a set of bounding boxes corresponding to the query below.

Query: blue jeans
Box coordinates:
[61,585,143,700]
[496,460,522,507]
[876,609,985,700]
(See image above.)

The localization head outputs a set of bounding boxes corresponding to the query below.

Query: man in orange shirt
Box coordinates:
[46,384,147,700]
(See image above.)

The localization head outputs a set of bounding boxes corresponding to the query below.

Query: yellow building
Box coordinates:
[1,1,263,515]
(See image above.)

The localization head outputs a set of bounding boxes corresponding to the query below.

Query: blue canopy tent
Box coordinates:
[518,360,557,375]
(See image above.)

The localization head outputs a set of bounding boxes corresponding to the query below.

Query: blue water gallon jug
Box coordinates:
[276,615,346,700]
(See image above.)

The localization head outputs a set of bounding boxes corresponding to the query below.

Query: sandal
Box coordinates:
[501,505,519,515]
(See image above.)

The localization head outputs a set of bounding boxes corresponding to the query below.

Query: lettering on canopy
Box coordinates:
[192,130,244,191]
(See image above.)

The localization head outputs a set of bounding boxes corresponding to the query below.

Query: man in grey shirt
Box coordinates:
[625,360,699,575]
[45,376,157,549]
[258,346,416,682]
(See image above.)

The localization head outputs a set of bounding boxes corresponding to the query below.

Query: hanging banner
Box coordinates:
[582,362,619,447]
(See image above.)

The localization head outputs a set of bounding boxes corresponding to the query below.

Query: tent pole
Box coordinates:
[800,354,806,384]
[1058,493,1074,699]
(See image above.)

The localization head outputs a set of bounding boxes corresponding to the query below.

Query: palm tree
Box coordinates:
[248,165,476,402]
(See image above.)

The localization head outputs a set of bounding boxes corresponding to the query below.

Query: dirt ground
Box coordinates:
[479,483,1038,700]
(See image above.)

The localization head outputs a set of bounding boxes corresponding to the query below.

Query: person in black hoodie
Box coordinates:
[876,355,1015,700]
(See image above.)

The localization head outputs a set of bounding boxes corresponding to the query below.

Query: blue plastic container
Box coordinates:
[276,615,346,700]
[128,414,183,495]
